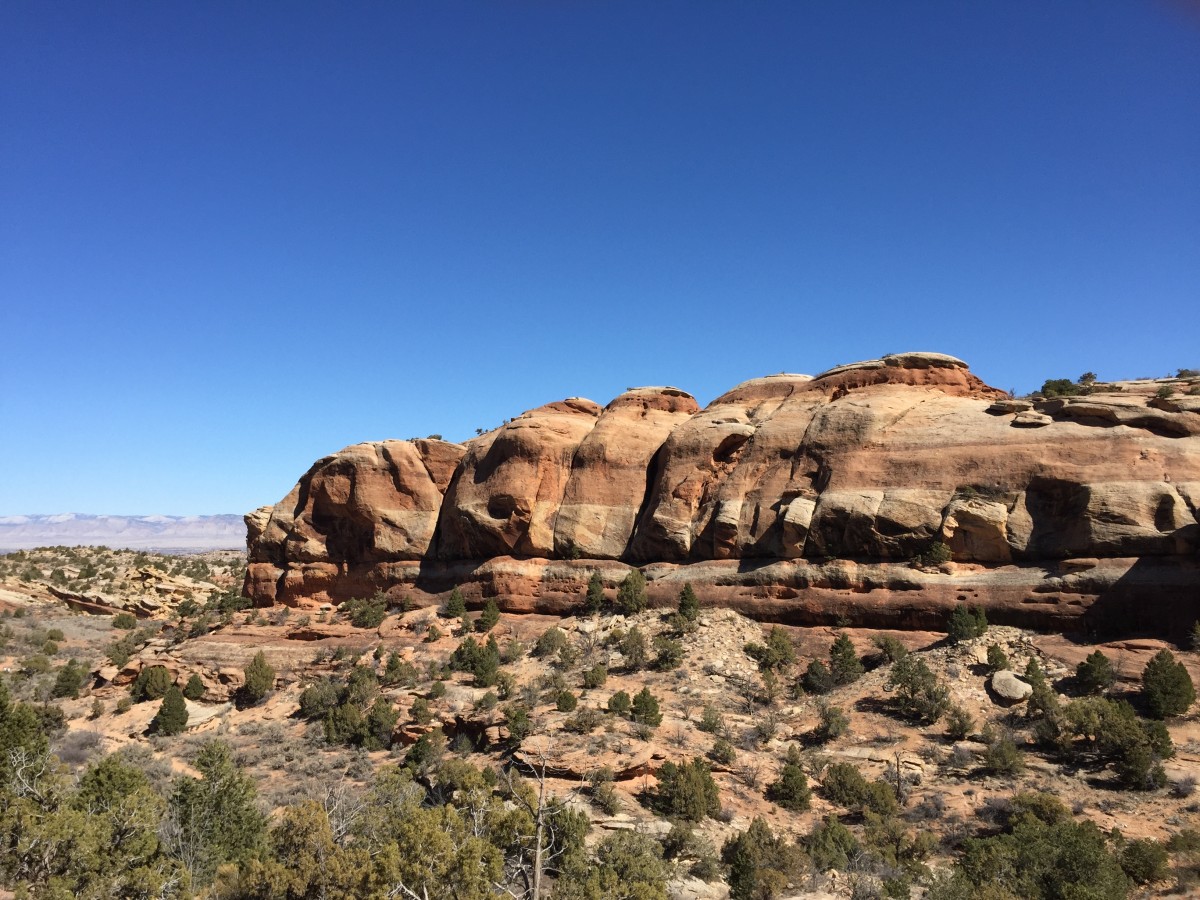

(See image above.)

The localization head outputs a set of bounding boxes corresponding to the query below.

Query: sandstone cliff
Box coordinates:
[246,354,1200,635]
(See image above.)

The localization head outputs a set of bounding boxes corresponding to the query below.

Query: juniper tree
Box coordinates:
[616,569,648,615]
[584,571,605,615]
[677,583,700,622]
[829,632,863,685]
[151,685,188,736]
[241,651,275,704]
[475,598,500,633]
[1076,650,1115,695]
[443,588,467,619]
[1142,649,1195,718]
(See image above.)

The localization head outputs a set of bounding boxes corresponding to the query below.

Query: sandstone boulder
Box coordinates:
[991,670,1033,703]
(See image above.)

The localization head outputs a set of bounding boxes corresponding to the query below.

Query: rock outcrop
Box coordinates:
[246,355,1200,636]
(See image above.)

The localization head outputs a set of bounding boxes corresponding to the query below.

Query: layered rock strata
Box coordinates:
[246,354,1200,636]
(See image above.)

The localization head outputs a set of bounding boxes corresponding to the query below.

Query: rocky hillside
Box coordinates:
[245,354,1200,636]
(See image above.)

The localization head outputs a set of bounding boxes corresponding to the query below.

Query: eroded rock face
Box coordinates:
[435,398,602,560]
[246,355,1200,634]
[553,388,699,559]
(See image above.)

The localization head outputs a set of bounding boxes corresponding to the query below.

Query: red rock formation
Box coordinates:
[245,354,1200,636]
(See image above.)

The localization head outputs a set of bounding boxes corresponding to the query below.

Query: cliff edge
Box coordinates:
[245,354,1200,635]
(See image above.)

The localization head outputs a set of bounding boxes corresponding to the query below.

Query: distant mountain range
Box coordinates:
[0,514,246,553]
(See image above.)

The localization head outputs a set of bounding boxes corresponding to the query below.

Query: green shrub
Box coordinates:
[1120,839,1169,884]
[945,704,975,741]
[383,652,417,687]
[607,690,632,717]
[115,696,132,714]
[533,626,568,658]
[582,664,607,689]
[241,651,275,704]
[982,727,1025,776]
[946,605,988,643]
[298,679,340,720]
[653,757,720,821]
[946,817,1129,900]
[46,628,64,641]
[474,599,500,633]
[710,737,737,766]
[112,611,138,630]
[442,588,466,619]
[745,626,796,671]
[986,644,1009,673]
[888,655,950,723]
[631,687,662,727]
[698,704,723,734]
[821,762,897,816]
[1076,650,1115,694]
[183,673,206,700]
[51,658,86,699]
[409,696,433,726]
[621,626,648,670]
[872,634,908,663]
[917,540,953,566]
[131,665,173,702]
[1039,378,1089,398]
[563,706,602,734]
[814,703,849,743]
[616,569,648,615]
[805,816,860,872]
[766,746,811,811]
[678,583,700,622]
[341,593,388,628]
[503,704,531,743]
[448,635,501,687]
[829,632,863,685]
[584,571,605,615]
[1141,648,1195,718]
[150,685,188,735]
[802,659,833,695]
[556,690,578,712]
[722,817,806,900]
[653,635,684,671]
[363,698,398,750]
[592,779,621,815]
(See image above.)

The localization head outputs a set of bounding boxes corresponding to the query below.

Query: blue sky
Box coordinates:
[2,2,1197,515]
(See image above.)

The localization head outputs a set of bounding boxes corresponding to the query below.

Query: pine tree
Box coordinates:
[767,745,811,811]
[678,583,700,622]
[616,569,648,615]
[585,571,605,615]
[443,588,467,619]
[1076,650,1115,694]
[986,644,1010,673]
[242,651,275,704]
[947,605,987,644]
[131,665,173,702]
[631,686,662,727]
[1142,649,1196,718]
[829,632,864,685]
[151,685,188,735]
[475,598,500,633]
[183,673,206,700]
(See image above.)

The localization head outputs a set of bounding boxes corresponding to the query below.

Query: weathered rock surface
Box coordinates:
[990,670,1033,703]
[246,356,1200,635]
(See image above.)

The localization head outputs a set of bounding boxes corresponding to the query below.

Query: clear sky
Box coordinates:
[2,1,1197,516]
